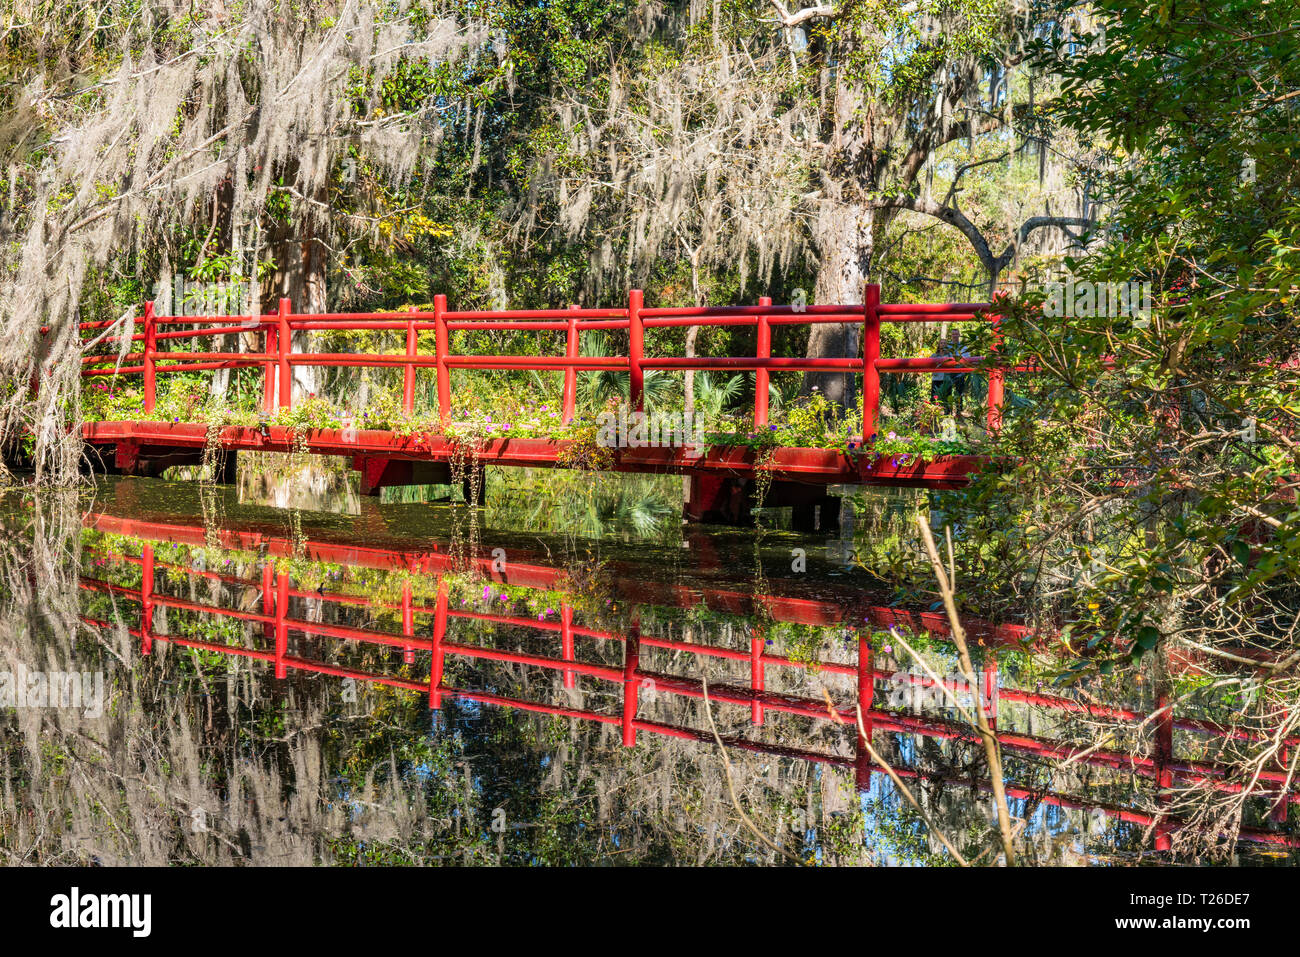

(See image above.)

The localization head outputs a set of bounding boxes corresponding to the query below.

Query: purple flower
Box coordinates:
[481,585,490,602]
[887,431,897,439]
[544,607,554,616]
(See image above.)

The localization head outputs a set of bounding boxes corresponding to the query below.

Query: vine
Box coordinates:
[446,417,487,572]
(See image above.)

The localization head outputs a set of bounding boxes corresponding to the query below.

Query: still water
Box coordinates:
[0,465,1292,865]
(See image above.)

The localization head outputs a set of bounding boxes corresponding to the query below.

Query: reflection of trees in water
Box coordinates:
[0,498,850,864]
[3,493,1286,864]
[235,454,361,515]
[485,470,681,543]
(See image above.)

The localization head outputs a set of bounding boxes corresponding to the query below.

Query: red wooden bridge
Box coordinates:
[76,510,1299,852]
[79,285,1005,524]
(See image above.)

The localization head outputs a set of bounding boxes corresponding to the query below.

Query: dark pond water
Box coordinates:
[0,464,1292,865]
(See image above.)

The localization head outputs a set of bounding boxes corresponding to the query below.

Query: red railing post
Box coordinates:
[621,618,641,747]
[862,283,882,444]
[982,659,998,729]
[750,628,765,725]
[429,576,448,709]
[434,294,450,429]
[261,562,274,645]
[1273,701,1291,823]
[855,633,874,789]
[1154,681,1174,852]
[986,311,1004,434]
[563,304,579,423]
[277,298,292,409]
[754,295,772,427]
[561,601,575,689]
[140,543,154,656]
[275,570,289,678]
[142,301,157,414]
[263,314,278,413]
[402,315,418,415]
[628,288,645,412]
[402,580,415,664]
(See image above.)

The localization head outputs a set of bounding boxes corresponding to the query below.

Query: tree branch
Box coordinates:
[767,0,837,27]
[874,194,1095,290]
[993,215,1095,273]
[873,194,998,274]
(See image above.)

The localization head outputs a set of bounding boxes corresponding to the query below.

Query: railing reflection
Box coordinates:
[78,513,1298,851]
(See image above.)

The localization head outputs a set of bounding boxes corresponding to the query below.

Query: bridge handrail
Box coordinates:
[79,285,1003,442]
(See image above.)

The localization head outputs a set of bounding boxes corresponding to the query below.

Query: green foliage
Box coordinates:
[937,0,1300,676]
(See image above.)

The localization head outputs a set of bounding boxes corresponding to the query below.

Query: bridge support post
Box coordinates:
[862,283,881,444]
[628,288,645,412]
[775,480,842,533]
[203,449,238,484]
[263,317,278,412]
[352,455,453,496]
[402,315,418,415]
[563,305,579,423]
[142,301,157,414]
[114,440,142,474]
[683,474,754,525]
[788,494,841,534]
[460,464,486,506]
[754,295,772,427]
[277,298,292,409]
[434,294,450,428]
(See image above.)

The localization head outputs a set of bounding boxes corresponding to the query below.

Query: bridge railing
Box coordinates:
[81,284,1000,444]
[75,529,1299,848]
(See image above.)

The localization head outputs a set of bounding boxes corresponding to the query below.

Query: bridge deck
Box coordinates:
[83,419,986,489]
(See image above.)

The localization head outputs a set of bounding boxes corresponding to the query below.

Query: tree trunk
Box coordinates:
[802,200,872,409]
[202,179,237,402]
[683,253,703,422]
[261,205,326,401]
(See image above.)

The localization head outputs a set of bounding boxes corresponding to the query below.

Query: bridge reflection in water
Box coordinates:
[74,499,1298,857]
